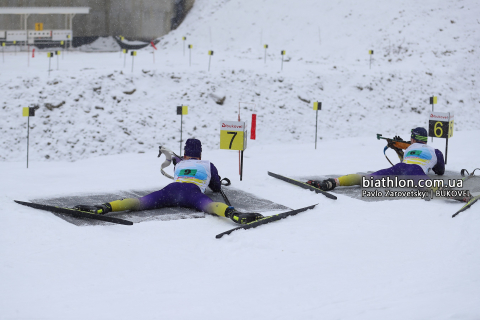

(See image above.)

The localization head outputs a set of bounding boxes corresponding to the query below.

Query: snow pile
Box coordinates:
[77,36,121,52]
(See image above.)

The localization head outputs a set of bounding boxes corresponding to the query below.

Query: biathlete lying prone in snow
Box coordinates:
[307,127,446,191]
[74,139,263,224]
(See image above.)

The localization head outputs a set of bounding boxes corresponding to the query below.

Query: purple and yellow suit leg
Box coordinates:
[108,182,229,217]
[337,163,427,186]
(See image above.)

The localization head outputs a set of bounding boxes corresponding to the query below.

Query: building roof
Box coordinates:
[0,7,90,14]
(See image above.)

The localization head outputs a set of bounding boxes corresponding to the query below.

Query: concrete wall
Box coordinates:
[0,0,194,40]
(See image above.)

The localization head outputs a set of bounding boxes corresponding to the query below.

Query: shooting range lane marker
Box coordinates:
[428,111,453,164]
[369,50,374,69]
[55,50,61,70]
[188,44,192,66]
[182,36,186,56]
[430,96,438,142]
[130,50,137,73]
[281,50,286,71]
[176,106,188,156]
[22,106,36,168]
[313,102,322,149]
[208,50,214,71]
[47,52,54,76]
[264,44,268,64]
[122,49,128,68]
[220,120,247,181]
[119,36,124,58]
[239,102,257,140]
[150,41,157,64]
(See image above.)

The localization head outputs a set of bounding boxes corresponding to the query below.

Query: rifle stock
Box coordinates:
[377,134,411,150]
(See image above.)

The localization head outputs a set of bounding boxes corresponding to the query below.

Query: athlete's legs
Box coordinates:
[336,174,363,186]
[334,163,427,187]
[108,182,229,217]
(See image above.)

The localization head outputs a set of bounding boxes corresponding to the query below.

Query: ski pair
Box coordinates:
[267,170,479,218]
[452,195,480,218]
[267,172,337,200]
[449,168,480,218]
[216,204,317,238]
[16,200,317,237]
[14,200,134,225]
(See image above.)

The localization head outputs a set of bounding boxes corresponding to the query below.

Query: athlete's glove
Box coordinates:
[393,135,403,141]
[394,149,404,161]
[73,203,112,215]
[172,155,183,165]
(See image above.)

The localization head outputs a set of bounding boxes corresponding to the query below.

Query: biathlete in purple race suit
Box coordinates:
[307,127,446,191]
[74,139,263,225]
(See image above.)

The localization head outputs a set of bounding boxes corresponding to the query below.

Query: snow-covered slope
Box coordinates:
[1,0,479,161]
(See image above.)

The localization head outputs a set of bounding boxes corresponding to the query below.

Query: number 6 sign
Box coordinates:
[220,121,247,151]
[428,112,454,139]
[428,111,454,164]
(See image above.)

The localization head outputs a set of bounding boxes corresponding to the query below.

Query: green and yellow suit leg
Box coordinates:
[336,174,363,187]
[106,183,230,218]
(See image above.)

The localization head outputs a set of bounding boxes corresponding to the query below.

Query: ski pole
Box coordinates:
[220,189,232,207]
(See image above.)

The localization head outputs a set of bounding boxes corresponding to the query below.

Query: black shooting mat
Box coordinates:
[31,187,289,226]
[295,170,480,202]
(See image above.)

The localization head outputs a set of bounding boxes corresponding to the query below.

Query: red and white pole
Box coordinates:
[250,114,257,140]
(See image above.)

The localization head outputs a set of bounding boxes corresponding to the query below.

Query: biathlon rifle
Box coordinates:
[377,134,411,166]
[158,146,180,179]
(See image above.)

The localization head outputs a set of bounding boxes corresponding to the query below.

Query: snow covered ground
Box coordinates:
[1,0,480,319]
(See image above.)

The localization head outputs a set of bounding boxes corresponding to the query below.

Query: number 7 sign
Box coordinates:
[220,121,247,150]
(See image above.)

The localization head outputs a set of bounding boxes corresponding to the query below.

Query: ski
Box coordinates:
[268,171,337,200]
[452,195,480,218]
[14,200,134,226]
[216,204,317,239]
